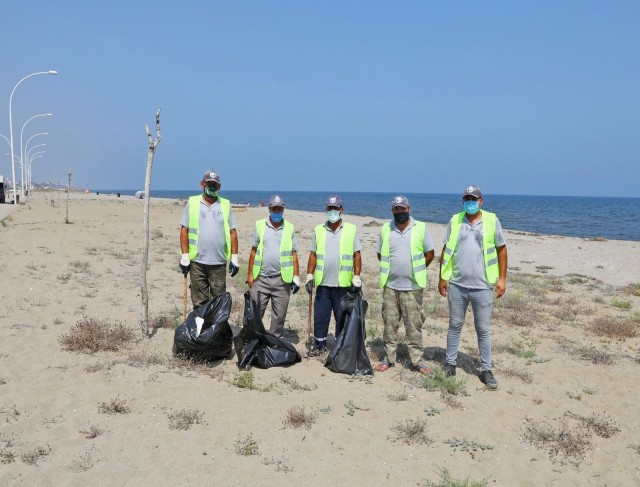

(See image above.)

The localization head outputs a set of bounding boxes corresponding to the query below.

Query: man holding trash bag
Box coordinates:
[179,169,239,309]
[246,194,301,337]
[305,194,362,355]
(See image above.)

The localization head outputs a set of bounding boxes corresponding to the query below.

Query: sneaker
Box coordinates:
[480,370,498,390]
[443,363,456,377]
[307,347,327,357]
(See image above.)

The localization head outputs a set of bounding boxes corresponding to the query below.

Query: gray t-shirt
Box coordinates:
[442,213,506,290]
[376,217,434,291]
[180,197,236,265]
[311,221,362,287]
[251,219,298,277]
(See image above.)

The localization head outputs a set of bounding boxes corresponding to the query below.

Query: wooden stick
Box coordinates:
[183,275,188,320]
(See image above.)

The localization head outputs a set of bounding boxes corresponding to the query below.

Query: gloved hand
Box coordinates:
[305,273,314,294]
[179,253,191,276]
[291,275,301,294]
[228,254,239,277]
[352,275,362,288]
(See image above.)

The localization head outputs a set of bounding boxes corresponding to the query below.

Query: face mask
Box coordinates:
[327,210,341,223]
[393,212,410,224]
[203,184,218,198]
[463,200,480,215]
[270,211,283,223]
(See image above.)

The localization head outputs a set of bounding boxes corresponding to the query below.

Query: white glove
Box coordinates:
[352,275,362,288]
[231,254,239,267]
[293,275,301,287]
[305,273,314,284]
[180,253,190,267]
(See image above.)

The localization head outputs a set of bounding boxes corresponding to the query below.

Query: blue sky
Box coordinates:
[1,1,638,197]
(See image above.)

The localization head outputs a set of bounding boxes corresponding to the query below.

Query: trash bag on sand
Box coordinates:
[234,291,301,369]
[325,289,373,375]
[173,293,233,360]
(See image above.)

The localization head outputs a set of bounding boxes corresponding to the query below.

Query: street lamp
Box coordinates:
[26,143,46,193]
[8,70,58,203]
[24,132,48,193]
[19,113,52,196]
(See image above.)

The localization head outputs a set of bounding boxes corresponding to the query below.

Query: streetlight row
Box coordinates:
[5,70,58,203]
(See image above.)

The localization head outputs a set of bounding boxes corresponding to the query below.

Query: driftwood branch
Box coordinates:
[140,108,162,336]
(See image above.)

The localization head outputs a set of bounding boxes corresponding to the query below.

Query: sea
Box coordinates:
[97,190,640,242]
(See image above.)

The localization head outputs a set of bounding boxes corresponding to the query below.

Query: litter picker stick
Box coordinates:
[307,286,313,346]
[183,275,188,320]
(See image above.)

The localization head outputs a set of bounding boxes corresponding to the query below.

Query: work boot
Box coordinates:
[480,370,498,390]
[443,363,456,377]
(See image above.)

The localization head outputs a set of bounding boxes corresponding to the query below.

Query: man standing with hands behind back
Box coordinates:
[438,185,507,390]
[179,169,239,309]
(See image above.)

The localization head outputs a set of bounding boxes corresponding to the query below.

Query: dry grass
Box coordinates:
[79,425,103,439]
[278,374,317,391]
[500,365,533,384]
[283,405,318,429]
[59,318,135,354]
[421,467,489,487]
[389,418,432,445]
[71,450,94,472]
[1,448,16,464]
[150,310,182,329]
[523,416,590,466]
[623,283,640,297]
[567,412,620,439]
[590,316,637,340]
[167,408,206,430]
[234,434,260,456]
[20,445,51,465]
[126,351,167,367]
[387,389,410,401]
[98,397,130,415]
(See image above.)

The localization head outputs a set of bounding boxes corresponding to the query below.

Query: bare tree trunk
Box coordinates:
[65,169,72,223]
[140,109,162,336]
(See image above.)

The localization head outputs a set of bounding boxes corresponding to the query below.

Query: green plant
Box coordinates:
[611,298,631,309]
[444,437,494,459]
[423,366,467,395]
[422,467,489,487]
[232,371,255,390]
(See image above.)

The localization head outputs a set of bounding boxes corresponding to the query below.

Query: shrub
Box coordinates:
[59,318,135,354]
[390,418,432,445]
[424,366,467,395]
[590,316,637,340]
[235,434,259,456]
[167,409,205,430]
[98,397,130,415]
[283,405,317,429]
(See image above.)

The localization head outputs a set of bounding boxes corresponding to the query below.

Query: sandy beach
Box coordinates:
[1,190,639,486]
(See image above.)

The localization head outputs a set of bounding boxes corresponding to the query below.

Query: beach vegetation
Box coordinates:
[79,425,103,439]
[501,365,533,384]
[590,316,637,340]
[232,371,255,390]
[566,412,620,439]
[623,283,640,297]
[523,416,591,466]
[389,417,431,445]
[278,374,317,392]
[444,437,494,458]
[421,467,489,487]
[59,318,135,354]
[283,405,318,429]
[234,434,259,456]
[167,408,205,430]
[424,366,467,395]
[98,396,130,415]
[535,265,554,273]
[611,298,631,309]
[582,386,597,395]
[574,345,615,365]
[629,444,640,455]
[150,308,182,329]
[20,445,51,465]
[151,228,164,240]
[387,389,409,401]
[71,450,94,472]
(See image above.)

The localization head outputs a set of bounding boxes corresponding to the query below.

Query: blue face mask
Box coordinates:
[327,210,341,223]
[463,200,480,215]
[270,211,283,223]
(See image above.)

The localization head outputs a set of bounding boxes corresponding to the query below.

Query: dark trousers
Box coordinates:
[313,285,349,348]
[189,262,226,309]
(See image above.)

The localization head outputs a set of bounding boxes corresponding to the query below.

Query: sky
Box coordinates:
[0,1,638,197]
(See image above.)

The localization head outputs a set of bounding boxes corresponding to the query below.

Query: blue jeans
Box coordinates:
[314,285,350,349]
[445,283,494,371]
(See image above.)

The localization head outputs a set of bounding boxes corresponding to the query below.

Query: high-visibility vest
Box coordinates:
[440,210,499,284]
[379,220,427,288]
[187,195,231,261]
[252,219,295,282]
[314,222,356,287]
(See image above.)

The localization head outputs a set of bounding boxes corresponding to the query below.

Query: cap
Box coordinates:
[462,185,482,199]
[391,195,410,208]
[325,194,343,208]
[202,170,220,184]
[268,194,285,207]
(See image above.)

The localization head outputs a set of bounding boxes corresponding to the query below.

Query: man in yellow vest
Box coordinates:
[305,194,362,355]
[246,194,301,337]
[179,169,239,309]
[376,195,435,374]
[438,185,508,390]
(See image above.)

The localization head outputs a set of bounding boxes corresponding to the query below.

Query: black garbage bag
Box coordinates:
[234,291,301,369]
[325,289,373,375]
[173,292,233,360]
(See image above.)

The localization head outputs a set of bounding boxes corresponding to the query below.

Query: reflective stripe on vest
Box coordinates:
[314,222,356,287]
[187,195,231,261]
[252,219,295,283]
[440,210,498,284]
[379,220,427,288]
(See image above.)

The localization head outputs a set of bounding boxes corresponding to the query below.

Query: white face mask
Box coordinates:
[327,209,341,223]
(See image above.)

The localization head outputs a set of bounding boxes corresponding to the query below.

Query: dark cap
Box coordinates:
[202,170,221,184]
[325,194,343,208]
[268,194,285,207]
[391,195,410,208]
[462,185,482,199]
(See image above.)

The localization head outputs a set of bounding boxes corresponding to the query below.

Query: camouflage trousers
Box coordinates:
[381,287,426,365]
[189,262,226,309]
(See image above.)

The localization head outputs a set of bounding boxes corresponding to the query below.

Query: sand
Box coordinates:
[0,190,639,486]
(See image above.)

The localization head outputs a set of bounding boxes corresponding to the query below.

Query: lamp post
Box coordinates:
[26,143,46,193]
[19,113,52,197]
[8,70,58,203]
